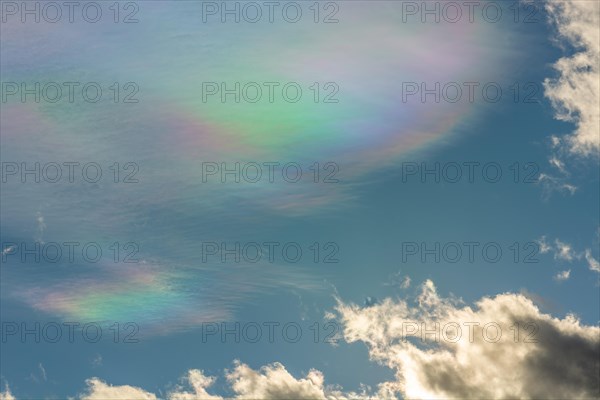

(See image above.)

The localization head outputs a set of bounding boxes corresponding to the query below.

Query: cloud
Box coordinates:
[549,156,567,174]
[39,364,47,382]
[1,245,15,257]
[41,362,371,400]
[91,355,103,368]
[554,269,571,282]
[225,361,338,400]
[4,279,599,400]
[168,370,222,400]
[384,272,411,289]
[585,249,600,273]
[537,173,577,197]
[168,361,371,399]
[34,211,46,244]
[400,276,411,289]
[333,279,600,399]
[543,0,600,157]
[364,297,378,307]
[79,378,157,400]
[536,236,577,261]
[538,236,552,254]
[536,236,600,275]
[27,363,49,384]
[0,385,15,400]
[554,239,575,261]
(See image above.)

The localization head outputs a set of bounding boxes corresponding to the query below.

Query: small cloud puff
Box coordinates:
[554,269,571,282]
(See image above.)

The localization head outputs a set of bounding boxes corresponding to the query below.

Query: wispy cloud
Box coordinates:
[585,249,600,273]
[554,269,571,282]
[537,236,600,275]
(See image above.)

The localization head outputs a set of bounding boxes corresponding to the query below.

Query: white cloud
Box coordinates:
[554,269,571,281]
[333,279,600,399]
[537,236,552,254]
[385,272,411,289]
[70,363,372,400]
[585,249,600,273]
[537,237,600,275]
[39,363,47,382]
[554,239,575,261]
[537,173,577,197]
[79,378,157,400]
[549,156,567,174]
[4,280,599,400]
[538,155,578,198]
[168,370,222,400]
[544,0,600,157]
[0,385,15,400]
[167,362,372,399]
[225,361,342,399]
[1,245,15,256]
[400,276,411,289]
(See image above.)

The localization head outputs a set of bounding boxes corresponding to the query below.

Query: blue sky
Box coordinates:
[1,1,599,399]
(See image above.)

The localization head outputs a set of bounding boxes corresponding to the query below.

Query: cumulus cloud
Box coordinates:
[168,362,373,399]
[79,378,158,400]
[225,361,345,399]
[544,0,600,156]
[168,369,222,400]
[333,279,600,399]
[0,385,15,400]
[5,281,600,400]
[72,362,371,400]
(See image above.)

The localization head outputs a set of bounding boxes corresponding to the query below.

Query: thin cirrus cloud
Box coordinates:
[3,260,323,336]
[0,1,520,216]
[0,1,520,341]
[0,2,598,400]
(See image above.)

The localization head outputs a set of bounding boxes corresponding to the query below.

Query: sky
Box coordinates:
[0,0,599,399]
